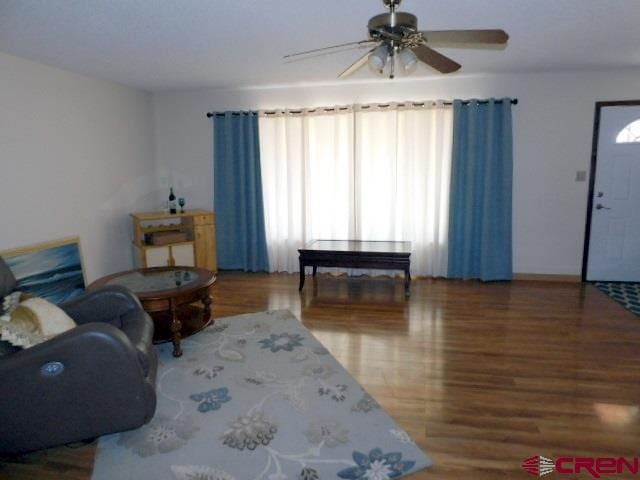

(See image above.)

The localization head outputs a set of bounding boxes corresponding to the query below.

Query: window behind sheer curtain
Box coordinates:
[258,105,453,277]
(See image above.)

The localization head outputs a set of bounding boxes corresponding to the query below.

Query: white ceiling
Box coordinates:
[1,0,640,92]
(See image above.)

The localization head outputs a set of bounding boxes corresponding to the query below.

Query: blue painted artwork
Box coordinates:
[5,241,85,304]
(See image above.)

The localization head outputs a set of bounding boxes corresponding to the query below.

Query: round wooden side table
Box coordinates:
[88,266,216,357]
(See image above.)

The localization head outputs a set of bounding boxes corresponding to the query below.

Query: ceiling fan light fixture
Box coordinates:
[368,44,388,74]
[398,47,418,72]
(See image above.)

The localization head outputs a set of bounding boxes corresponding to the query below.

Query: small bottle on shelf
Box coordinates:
[169,187,177,214]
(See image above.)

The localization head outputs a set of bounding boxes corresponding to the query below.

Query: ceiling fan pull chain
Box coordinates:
[389,47,395,79]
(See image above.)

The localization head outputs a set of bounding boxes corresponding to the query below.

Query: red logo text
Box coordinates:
[522,456,640,478]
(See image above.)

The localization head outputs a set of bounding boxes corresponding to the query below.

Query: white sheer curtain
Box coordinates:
[259,104,452,277]
[258,115,304,273]
[259,112,354,272]
[356,107,452,276]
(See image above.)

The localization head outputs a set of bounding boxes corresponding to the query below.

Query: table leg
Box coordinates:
[312,265,317,277]
[170,301,183,357]
[404,267,411,298]
[203,294,213,324]
[298,258,306,291]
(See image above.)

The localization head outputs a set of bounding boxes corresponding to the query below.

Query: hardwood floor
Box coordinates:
[2,272,639,479]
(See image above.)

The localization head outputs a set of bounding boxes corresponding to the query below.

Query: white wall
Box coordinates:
[152,69,640,275]
[0,52,156,282]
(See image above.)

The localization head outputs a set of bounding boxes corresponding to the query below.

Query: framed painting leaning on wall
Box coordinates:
[1,237,86,304]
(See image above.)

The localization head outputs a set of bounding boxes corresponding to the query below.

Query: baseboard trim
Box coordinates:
[513,273,582,283]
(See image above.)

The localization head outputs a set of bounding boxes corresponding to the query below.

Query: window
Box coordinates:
[616,119,640,143]
[258,105,453,276]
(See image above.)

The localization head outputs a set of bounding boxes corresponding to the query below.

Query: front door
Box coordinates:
[586,104,640,281]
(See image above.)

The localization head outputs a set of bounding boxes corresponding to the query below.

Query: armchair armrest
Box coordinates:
[0,322,155,455]
[60,285,143,325]
[120,309,155,376]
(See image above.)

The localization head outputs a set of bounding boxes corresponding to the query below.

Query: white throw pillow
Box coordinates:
[0,291,22,322]
[0,296,76,348]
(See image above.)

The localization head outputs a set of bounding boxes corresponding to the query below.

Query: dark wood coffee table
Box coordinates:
[88,267,216,357]
[298,240,412,296]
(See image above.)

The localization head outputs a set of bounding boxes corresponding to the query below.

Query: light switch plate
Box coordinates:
[575,170,587,182]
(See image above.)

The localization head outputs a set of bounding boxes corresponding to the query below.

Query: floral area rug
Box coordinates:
[92,310,432,480]
[594,282,640,317]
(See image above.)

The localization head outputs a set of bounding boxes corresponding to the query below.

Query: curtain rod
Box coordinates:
[206,98,518,118]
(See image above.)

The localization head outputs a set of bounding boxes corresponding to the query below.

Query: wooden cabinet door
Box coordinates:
[171,244,195,266]
[194,225,217,271]
[145,246,171,267]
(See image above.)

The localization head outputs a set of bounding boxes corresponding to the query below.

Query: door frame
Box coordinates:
[581,100,640,281]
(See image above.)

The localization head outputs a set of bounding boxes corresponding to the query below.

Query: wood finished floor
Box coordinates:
[1,272,639,479]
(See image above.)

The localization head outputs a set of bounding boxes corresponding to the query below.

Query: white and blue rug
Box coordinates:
[594,282,640,317]
[92,310,432,480]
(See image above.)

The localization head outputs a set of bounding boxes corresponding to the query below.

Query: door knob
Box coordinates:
[595,203,611,210]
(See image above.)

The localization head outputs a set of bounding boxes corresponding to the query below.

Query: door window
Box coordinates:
[616,119,640,143]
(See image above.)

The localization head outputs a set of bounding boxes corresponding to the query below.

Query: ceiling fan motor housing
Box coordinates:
[368,12,418,40]
[382,0,402,9]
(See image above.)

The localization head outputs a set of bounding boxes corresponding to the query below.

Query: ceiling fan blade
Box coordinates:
[339,47,377,78]
[411,45,461,73]
[284,44,375,64]
[284,40,376,59]
[421,29,509,46]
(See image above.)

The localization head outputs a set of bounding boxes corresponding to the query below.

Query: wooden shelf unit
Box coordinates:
[131,209,217,272]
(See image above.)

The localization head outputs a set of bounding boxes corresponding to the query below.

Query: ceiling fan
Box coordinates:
[284,0,509,79]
